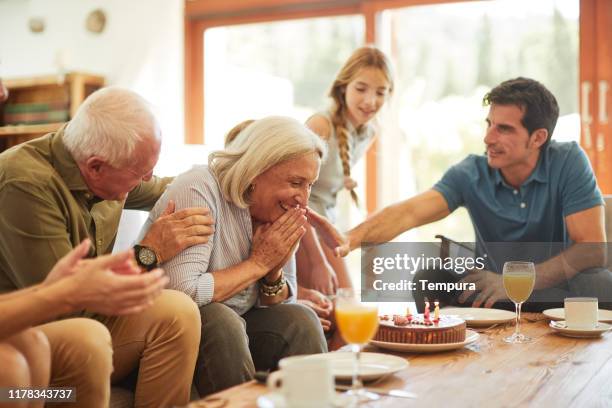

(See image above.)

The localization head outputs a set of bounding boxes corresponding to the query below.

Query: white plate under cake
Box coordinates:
[374,314,467,344]
[371,330,479,353]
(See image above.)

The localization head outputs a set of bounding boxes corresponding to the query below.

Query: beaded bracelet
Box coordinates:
[260,271,286,297]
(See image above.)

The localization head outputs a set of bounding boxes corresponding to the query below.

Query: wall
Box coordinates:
[0,0,185,149]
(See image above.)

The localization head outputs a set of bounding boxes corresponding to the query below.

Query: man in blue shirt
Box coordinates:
[337,77,610,311]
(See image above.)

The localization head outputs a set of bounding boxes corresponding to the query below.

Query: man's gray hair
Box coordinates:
[209,116,327,208]
[63,87,160,166]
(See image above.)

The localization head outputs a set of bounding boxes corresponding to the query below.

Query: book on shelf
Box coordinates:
[4,100,69,113]
[3,110,69,125]
[2,100,70,126]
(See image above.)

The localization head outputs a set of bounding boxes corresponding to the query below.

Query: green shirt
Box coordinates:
[0,126,172,292]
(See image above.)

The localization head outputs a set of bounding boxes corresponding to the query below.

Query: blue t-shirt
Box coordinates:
[433,141,603,267]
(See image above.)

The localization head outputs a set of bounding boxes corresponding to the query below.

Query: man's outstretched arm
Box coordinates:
[343,189,451,254]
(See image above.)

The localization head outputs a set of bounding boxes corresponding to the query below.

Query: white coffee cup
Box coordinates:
[564,297,599,329]
[267,355,334,408]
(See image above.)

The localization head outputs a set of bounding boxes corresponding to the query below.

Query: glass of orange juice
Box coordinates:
[502,261,536,343]
[335,288,379,402]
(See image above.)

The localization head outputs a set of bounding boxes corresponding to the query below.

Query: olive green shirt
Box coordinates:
[0,126,172,293]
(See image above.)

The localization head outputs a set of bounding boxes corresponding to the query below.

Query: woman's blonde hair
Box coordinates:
[209,116,327,208]
[329,46,394,204]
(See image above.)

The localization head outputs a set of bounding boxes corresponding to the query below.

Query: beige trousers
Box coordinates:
[40,290,201,408]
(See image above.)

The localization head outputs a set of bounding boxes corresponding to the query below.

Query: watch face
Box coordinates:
[138,247,157,266]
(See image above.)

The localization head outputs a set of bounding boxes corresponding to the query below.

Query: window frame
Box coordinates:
[185,0,609,210]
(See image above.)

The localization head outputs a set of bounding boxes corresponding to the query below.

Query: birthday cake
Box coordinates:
[374,313,467,344]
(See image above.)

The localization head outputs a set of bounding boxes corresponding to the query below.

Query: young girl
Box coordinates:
[297,46,394,296]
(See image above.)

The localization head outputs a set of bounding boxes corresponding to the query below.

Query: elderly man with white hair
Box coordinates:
[140,116,330,396]
[0,87,214,407]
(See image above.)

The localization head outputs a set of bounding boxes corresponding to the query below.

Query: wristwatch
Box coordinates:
[133,245,159,271]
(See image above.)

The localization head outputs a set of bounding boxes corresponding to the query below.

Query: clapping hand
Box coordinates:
[45,240,169,316]
[45,239,94,285]
[45,239,140,286]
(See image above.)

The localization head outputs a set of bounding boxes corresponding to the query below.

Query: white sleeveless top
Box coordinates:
[308,111,375,223]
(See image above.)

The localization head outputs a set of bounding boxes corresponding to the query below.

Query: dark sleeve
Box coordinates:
[432,162,468,213]
[560,143,604,217]
[124,176,174,211]
[0,182,74,288]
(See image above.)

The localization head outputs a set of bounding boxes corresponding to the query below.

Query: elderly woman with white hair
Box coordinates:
[140,116,330,395]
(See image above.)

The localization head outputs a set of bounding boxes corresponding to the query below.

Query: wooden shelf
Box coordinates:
[0,72,105,151]
[4,72,105,89]
[0,122,65,137]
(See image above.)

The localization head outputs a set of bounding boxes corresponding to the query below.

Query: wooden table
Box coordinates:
[196,314,612,407]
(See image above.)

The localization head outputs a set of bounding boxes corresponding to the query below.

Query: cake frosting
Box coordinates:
[374,314,466,344]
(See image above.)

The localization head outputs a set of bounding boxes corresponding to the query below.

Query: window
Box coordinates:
[185,0,609,314]
[377,0,579,242]
[203,15,364,151]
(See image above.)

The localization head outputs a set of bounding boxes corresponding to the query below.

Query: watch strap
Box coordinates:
[133,244,159,271]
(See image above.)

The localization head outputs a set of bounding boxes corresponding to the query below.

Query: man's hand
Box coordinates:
[45,239,141,286]
[44,239,92,285]
[305,207,349,257]
[64,250,169,315]
[458,269,507,308]
[140,200,214,263]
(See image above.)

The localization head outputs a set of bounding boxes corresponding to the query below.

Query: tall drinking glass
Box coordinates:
[502,261,536,343]
[335,288,379,403]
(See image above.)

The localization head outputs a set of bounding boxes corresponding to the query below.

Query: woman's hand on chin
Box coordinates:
[250,207,307,271]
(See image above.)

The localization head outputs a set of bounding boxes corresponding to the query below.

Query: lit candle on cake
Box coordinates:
[424,300,430,321]
[406,306,413,321]
[434,301,440,322]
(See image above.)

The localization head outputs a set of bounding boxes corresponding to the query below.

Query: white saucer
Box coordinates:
[440,308,515,327]
[370,330,480,353]
[298,352,408,381]
[543,308,612,323]
[257,392,347,408]
[549,321,612,338]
